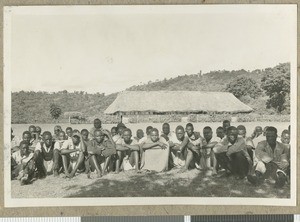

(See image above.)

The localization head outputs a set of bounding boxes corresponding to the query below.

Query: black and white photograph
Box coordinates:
[3,5,297,207]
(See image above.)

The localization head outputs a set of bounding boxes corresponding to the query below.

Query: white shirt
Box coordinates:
[12,150,34,165]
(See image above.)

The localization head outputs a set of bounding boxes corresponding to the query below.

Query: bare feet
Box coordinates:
[212,169,217,176]
[66,172,75,178]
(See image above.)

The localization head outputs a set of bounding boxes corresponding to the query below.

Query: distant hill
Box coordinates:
[11,63,290,124]
[127,68,263,92]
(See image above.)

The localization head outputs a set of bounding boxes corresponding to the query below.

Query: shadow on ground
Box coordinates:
[66,169,290,198]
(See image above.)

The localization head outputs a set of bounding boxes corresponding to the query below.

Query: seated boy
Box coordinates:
[237,125,255,161]
[111,127,117,137]
[247,127,289,188]
[11,128,21,153]
[60,133,85,178]
[65,127,73,140]
[213,126,252,179]
[86,129,116,177]
[202,126,221,175]
[170,125,200,173]
[34,131,61,177]
[115,128,140,173]
[142,128,169,172]
[81,129,90,143]
[134,129,144,142]
[185,123,204,169]
[11,141,35,185]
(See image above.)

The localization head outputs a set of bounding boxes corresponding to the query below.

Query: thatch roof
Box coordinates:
[104,91,253,114]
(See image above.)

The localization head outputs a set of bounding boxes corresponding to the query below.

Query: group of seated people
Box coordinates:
[10,118,291,189]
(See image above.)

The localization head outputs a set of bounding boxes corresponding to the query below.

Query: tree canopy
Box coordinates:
[225,77,262,99]
[261,63,290,113]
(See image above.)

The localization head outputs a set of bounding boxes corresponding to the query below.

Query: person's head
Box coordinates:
[216,126,225,139]
[19,141,29,156]
[263,126,269,136]
[66,127,73,138]
[122,128,132,144]
[136,129,144,139]
[185,123,194,137]
[237,125,246,138]
[111,127,117,137]
[93,118,102,129]
[72,134,81,146]
[58,131,66,141]
[162,123,170,135]
[36,126,42,135]
[29,125,36,134]
[11,128,14,139]
[117,123,126,135]
[150,128,159,142]
[265,127,278,147]
[203,126,213,141]
[22,131,32,142]
[176,125,185,141]
[146,126,153,136]
[54,125,62,136]
[73,129,80,135]
[226,126,238,144]
[81,129,89,141]
[94,129,105,144]
[255,126,263,137]
[42,131,52,147]
[222,120,231,133]
[281,129,290,145]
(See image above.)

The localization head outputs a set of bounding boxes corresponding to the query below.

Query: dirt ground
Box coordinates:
[11,168,290,199]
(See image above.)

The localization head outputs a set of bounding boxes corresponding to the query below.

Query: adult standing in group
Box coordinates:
[90,118,103,138]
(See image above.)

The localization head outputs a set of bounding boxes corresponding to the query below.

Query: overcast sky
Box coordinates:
[6,5,296,94]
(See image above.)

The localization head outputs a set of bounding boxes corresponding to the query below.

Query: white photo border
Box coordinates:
[3,4,297,208]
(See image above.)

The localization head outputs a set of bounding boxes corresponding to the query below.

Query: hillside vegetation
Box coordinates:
[12,63,290,124]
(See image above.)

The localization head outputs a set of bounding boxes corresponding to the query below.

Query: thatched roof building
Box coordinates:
[104,91,253,115]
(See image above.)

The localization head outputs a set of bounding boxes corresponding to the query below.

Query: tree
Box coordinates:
[50,103,62,121]
[225,77,262,99]
[261,63,290,113]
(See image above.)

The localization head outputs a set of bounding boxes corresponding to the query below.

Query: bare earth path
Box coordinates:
[11,168,290,198]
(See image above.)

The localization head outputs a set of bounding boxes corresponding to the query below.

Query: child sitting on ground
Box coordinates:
[11,141,35,185]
